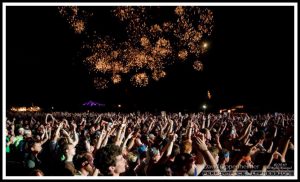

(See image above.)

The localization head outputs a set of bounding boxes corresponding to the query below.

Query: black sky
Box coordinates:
[5,5,295,112]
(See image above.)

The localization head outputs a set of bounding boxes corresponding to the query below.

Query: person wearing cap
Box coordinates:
[219,149,230,172]
[146,133,177,176]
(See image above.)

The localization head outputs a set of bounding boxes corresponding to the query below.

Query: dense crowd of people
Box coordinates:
[5,111,294,176]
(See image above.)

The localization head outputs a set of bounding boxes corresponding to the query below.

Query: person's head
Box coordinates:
[219,149,230,164]
[18,127,25,136]
[94,144,126,176]
[29,141,43,154]
[163,165,173,176]
[58,137,68,147]
[200,128,211,141]
[30,169,44,176]
[174,153,195,175]
[137,144,147,155]
[35,135,41,142]
[209,146,220,163]
[181,140,192,154]
[89,126,96,134]
[24,130,32,138]
[63,143,76,157]
[148,133,156,144]
[85,152,95,168]
[229,126,237,139]
[126,127,132,135]
[74,153,94,176]
[154,128,159,136]
[154,164,173,176]
[242,155,254,170]
[126,151,139,170]
[126,152,138,164]
[140,134,149,145]
[149,147,161,162]
[153,135,164,149]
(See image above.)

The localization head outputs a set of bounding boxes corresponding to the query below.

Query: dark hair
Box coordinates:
[94,144,122,175]
[30,169,44,176]
[74,154,89,170]
[174,153,194,172]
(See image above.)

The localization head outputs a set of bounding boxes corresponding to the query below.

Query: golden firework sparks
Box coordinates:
[94,77,109,89]
[112,74,121,84]
[178,49,188,60]
[58,6,91,34]
[193,60,204,71]
[208,90,212,100]
[59,6,214,89]
[140,36,150,47]
[131,72,149,87]
[152,70,166,81]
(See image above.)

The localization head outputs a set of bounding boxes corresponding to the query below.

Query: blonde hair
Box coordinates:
[181,140,192,154]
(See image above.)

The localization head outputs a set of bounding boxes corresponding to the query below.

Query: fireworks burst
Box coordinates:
[208,90,212,100]
[93,77,109,90]
[112,74,121,84]
[58,6,92,34]
[193,60,204,71]
[58,6,214,89]
[131,73,149,87]
[152,70,166,81]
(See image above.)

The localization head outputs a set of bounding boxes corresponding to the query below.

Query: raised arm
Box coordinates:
[71,123,79,146]
[115,117,127,146]
[40,127,49,145]
[193,134,220,176]
[53,122,63,142]
[121,131,134,152]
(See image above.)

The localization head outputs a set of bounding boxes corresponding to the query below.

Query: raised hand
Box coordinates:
[194,135,208,152]
[126,131,134,140]
[71,122,77,130]
[169,132,178,142]
[61,129,70,137]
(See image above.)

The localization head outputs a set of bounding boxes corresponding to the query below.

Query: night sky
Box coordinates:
[5,5,295,113]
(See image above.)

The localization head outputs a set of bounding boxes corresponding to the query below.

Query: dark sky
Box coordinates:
[5,5,295,112]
